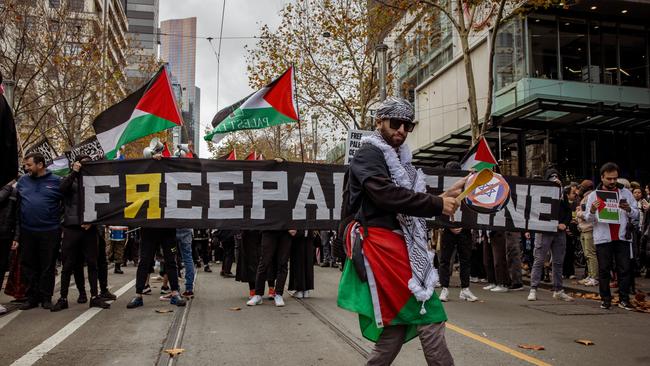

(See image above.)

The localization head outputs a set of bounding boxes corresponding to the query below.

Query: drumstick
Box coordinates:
[456,169,494,203]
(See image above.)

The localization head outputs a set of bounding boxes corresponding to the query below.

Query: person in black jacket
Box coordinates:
[527,168,574,302]
[51,155,110,311]
[0,179,19,302]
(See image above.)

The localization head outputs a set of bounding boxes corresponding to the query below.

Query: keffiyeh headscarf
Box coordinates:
[375,97,415,122]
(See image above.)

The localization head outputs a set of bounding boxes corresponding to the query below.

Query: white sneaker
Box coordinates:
[482,283,496,290]
[553,290,574,302]
[470,277,479,283]
[585,278,599,286]
[578,277,590,285]
[0,304,6,315]
[490,285,508,293]
[434,281,441,288]
[302,290,311,298]
[459,288,478,302]
[246,295,263,306]
[439,287,449,302]
[291,291,303,298]
[527,289,537,301]
[479,278,488,283]
[274,294,285,307]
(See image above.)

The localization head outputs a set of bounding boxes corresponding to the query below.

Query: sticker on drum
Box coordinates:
[463,172,510,214]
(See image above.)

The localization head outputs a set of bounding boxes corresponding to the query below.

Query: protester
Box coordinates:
[127,149,185,309]
[336,97,464,365]
[0,178,18,315]
[528,168,574,302]
[318,230,335,268]
[108,226,127,274]
[95,226,116,301]
[583,162,639,310]
[176,227,196,298]
[193,228,212,272]
[482,231,510,293]
[247,229,292,307]
[216,229,235,278]
[235,230,276,298]
[577,189,598,286]
[504,231,524,291]
[50,155,110,312]
[564,183,580,280]
[288,230,315,299]
[469,230,487,283]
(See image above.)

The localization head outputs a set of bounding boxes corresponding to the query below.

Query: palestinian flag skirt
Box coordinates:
[337,223,447,343]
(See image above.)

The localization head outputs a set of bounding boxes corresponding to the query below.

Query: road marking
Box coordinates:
[446,322,552,366]
[10,279,135,366]
[0,309,21,331]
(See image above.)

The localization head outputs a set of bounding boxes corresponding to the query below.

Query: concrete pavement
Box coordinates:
[2,263,650,365]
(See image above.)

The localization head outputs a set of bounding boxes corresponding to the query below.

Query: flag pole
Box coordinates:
[292,64,305,163]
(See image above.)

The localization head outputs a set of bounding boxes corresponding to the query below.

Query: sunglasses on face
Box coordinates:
[388,118,415,132]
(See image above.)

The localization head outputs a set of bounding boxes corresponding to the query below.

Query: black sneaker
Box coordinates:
[77,293,88,304]
[100,290,117,301]
[319,262,331,268]
[50,298,69,312]
[600,301,611,309]
[126,296,143,309]
[204,265,212,273]
[19,301,39,310]
[41,299,53,310]
[142,284,152,295]
[508,283,524,291]
[114,264,123,274]
[90,296,111,309]
[618,301,634,311]
[160,285,171,295]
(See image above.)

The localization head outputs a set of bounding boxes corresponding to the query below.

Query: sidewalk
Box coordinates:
[522,266,650,296]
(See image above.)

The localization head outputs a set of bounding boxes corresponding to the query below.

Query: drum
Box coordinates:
[462,171,510,214]
[109,226,128,241]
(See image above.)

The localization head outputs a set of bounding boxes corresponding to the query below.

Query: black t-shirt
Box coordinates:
[349,144,443,231]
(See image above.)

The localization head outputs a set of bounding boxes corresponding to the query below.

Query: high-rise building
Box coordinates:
[192,86,201,150]
[124,0,159,91]
[159,17,199,145]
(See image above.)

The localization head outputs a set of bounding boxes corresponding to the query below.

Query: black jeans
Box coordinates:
[136,228,179,294]
[221,240,235,274]
[60,226,99,298]
[97,230,109,293]
[255,231,291,296]
[20,228,60,303]
[596,240,632,303]
[483,232,509,286]
[439,230,472,288]
[0,237,11,288]
[193,239,211,265]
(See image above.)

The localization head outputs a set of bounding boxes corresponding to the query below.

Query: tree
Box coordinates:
[376,0,557,143]
[0,0,131,154]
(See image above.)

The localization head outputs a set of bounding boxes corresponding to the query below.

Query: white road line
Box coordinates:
[10,279,135,366]
[0,309,21,332]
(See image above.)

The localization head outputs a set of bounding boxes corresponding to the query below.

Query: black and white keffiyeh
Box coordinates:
[361,130,438,305]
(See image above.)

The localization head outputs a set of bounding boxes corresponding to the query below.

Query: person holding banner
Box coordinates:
[583,162,639,311]
[527,168,574,302]
[337,97,465,365]
[0,179,18,315]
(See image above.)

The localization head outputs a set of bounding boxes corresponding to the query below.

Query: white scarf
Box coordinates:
[361,131,438,307]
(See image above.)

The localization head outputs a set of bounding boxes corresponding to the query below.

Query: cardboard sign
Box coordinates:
[344,129,373,165]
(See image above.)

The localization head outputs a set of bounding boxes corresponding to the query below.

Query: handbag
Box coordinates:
[4,250,27,300]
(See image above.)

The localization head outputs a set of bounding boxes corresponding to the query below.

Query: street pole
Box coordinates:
[311,114,319,160]
[375,43,388,102]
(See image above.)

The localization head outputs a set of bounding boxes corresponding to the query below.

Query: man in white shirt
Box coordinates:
[583,162,639,310]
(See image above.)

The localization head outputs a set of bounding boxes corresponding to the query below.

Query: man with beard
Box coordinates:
[15,153,63,310]
[583,162,639,310]
[337,97,465,365]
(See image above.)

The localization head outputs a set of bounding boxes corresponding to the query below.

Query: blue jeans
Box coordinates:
[177,228,195,291]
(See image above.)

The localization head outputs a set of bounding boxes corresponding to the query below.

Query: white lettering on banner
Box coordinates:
[528,185,559,232]
[207,171,244,219]
[493,184,529,228]
[83,175,119,222]
[164,172,202,219]
[332,172,345,220]
[424,174,439,189]
[442,176,464,222]
[250,171,288,219]
[292,172,330,220]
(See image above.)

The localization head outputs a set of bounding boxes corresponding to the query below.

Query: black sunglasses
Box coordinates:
[388,118,415,132]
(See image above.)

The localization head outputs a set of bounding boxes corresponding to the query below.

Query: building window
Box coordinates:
[495,18,525,90]
[619,25,647,88]
[529,16,559,79]
[559,19,587,82]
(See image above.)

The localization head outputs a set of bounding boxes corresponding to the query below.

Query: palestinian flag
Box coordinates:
[93,66,182,159]
[47,155,70,177]
[205,66,298,143]
[337,225,447,343]
[460,137,497,171]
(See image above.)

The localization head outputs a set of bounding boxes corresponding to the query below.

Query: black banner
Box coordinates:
[24,137,58,166]
[64,136,105,166]
[80,159,561,232]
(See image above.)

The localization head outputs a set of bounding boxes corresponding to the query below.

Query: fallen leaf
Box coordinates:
[155,309,173,313]
[518,344,545,351]
[229,307,241,311]
[575,339,594,346]
[634,293,646,302]
[164,348,185,357]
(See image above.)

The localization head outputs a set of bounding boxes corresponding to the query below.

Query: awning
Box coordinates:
[492,97,650,132]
